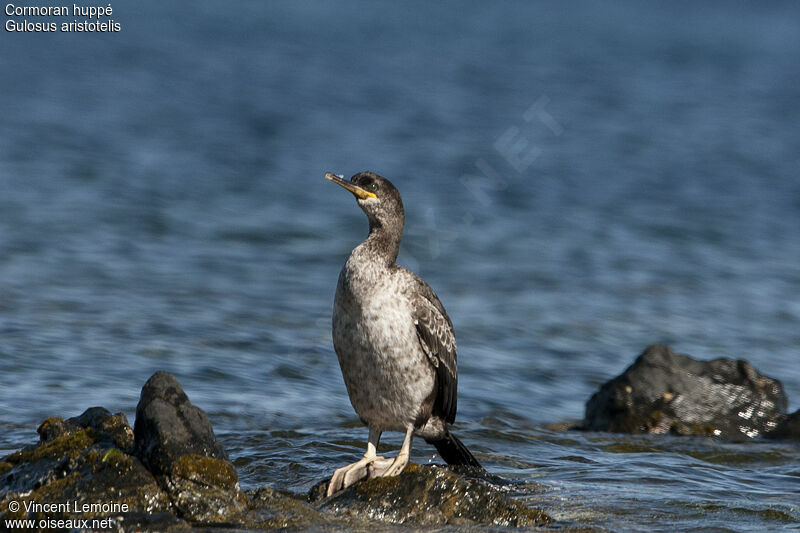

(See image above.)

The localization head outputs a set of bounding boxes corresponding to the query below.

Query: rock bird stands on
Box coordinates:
[325,171,481,496]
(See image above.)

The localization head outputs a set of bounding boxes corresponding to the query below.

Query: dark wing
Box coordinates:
[411,279,458,424]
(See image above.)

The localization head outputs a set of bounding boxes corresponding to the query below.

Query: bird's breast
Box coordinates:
[333,267,415,358]
[332,261,434,429]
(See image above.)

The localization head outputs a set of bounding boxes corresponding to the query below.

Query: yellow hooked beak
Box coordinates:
[325,172,377,200]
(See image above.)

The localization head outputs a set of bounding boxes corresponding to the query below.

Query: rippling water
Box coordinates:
[2,2,799,530]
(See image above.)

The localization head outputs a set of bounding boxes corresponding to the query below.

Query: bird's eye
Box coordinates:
[369,183,378,191]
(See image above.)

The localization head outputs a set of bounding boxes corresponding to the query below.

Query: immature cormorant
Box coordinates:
[325,171,481,496]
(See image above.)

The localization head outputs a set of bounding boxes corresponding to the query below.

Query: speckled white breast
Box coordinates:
[332,253,435,432]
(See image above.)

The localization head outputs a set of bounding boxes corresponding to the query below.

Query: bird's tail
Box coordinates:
[426,429,482,468]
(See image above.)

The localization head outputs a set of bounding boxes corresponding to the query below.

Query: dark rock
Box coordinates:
[309,463,551,527]
[1,407,173,529]
[133,371,247,522]
[767,409,800,440]
[104,512,190,531]
[33,407,132,449]
[68,406,135,452]
[244,486,343,530]
[1,373,248,529]
[36,415,76,442]
[583,344,787,440]
[2,373,557,530]
[134,371,228,474]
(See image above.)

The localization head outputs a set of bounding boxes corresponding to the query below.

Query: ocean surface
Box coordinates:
[2,2,799,530]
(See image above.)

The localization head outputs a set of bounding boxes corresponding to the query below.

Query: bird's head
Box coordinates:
[325,171,404,233]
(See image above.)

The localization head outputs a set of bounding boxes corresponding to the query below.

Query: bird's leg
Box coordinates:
[379,425,413,477]
[327,427,383,497]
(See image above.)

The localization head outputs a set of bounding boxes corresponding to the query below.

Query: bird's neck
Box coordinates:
[356,220,401,268]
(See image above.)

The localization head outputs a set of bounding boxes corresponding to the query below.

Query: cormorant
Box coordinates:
[325,171,481,496]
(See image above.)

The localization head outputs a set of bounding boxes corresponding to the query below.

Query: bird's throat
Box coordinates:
[359,224,401,268]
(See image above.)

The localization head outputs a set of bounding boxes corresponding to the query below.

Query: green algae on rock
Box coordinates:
[133,371,248,523]
[311,463,552,527]
[0,373,250,529]
[161,454,247,523]
[1,372,557,531]
[0,408,175,528]
[245,486,345,530]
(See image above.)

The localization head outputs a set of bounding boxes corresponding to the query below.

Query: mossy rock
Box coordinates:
[162,454,247,523]
[5,425,94,465]
[0,401,246,528]
[244,486,342,530]
[314,463,551,527]
[170,454,239,487]
[0,409,172,528]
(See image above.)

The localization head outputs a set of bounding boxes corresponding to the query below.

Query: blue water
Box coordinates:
[2,2,799,530]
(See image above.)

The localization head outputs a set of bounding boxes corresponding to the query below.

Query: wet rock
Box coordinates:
[133,371,247,522]
[244,486,346,530]
[104,512,190,531]
[133,371,228,473]
[69,406,135,451]
[1,373,247,529]
[2,373,556,530]
[584,344,787,440]
[0,407,175,529]
[767,409,800,440]
[309,463,551,527]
